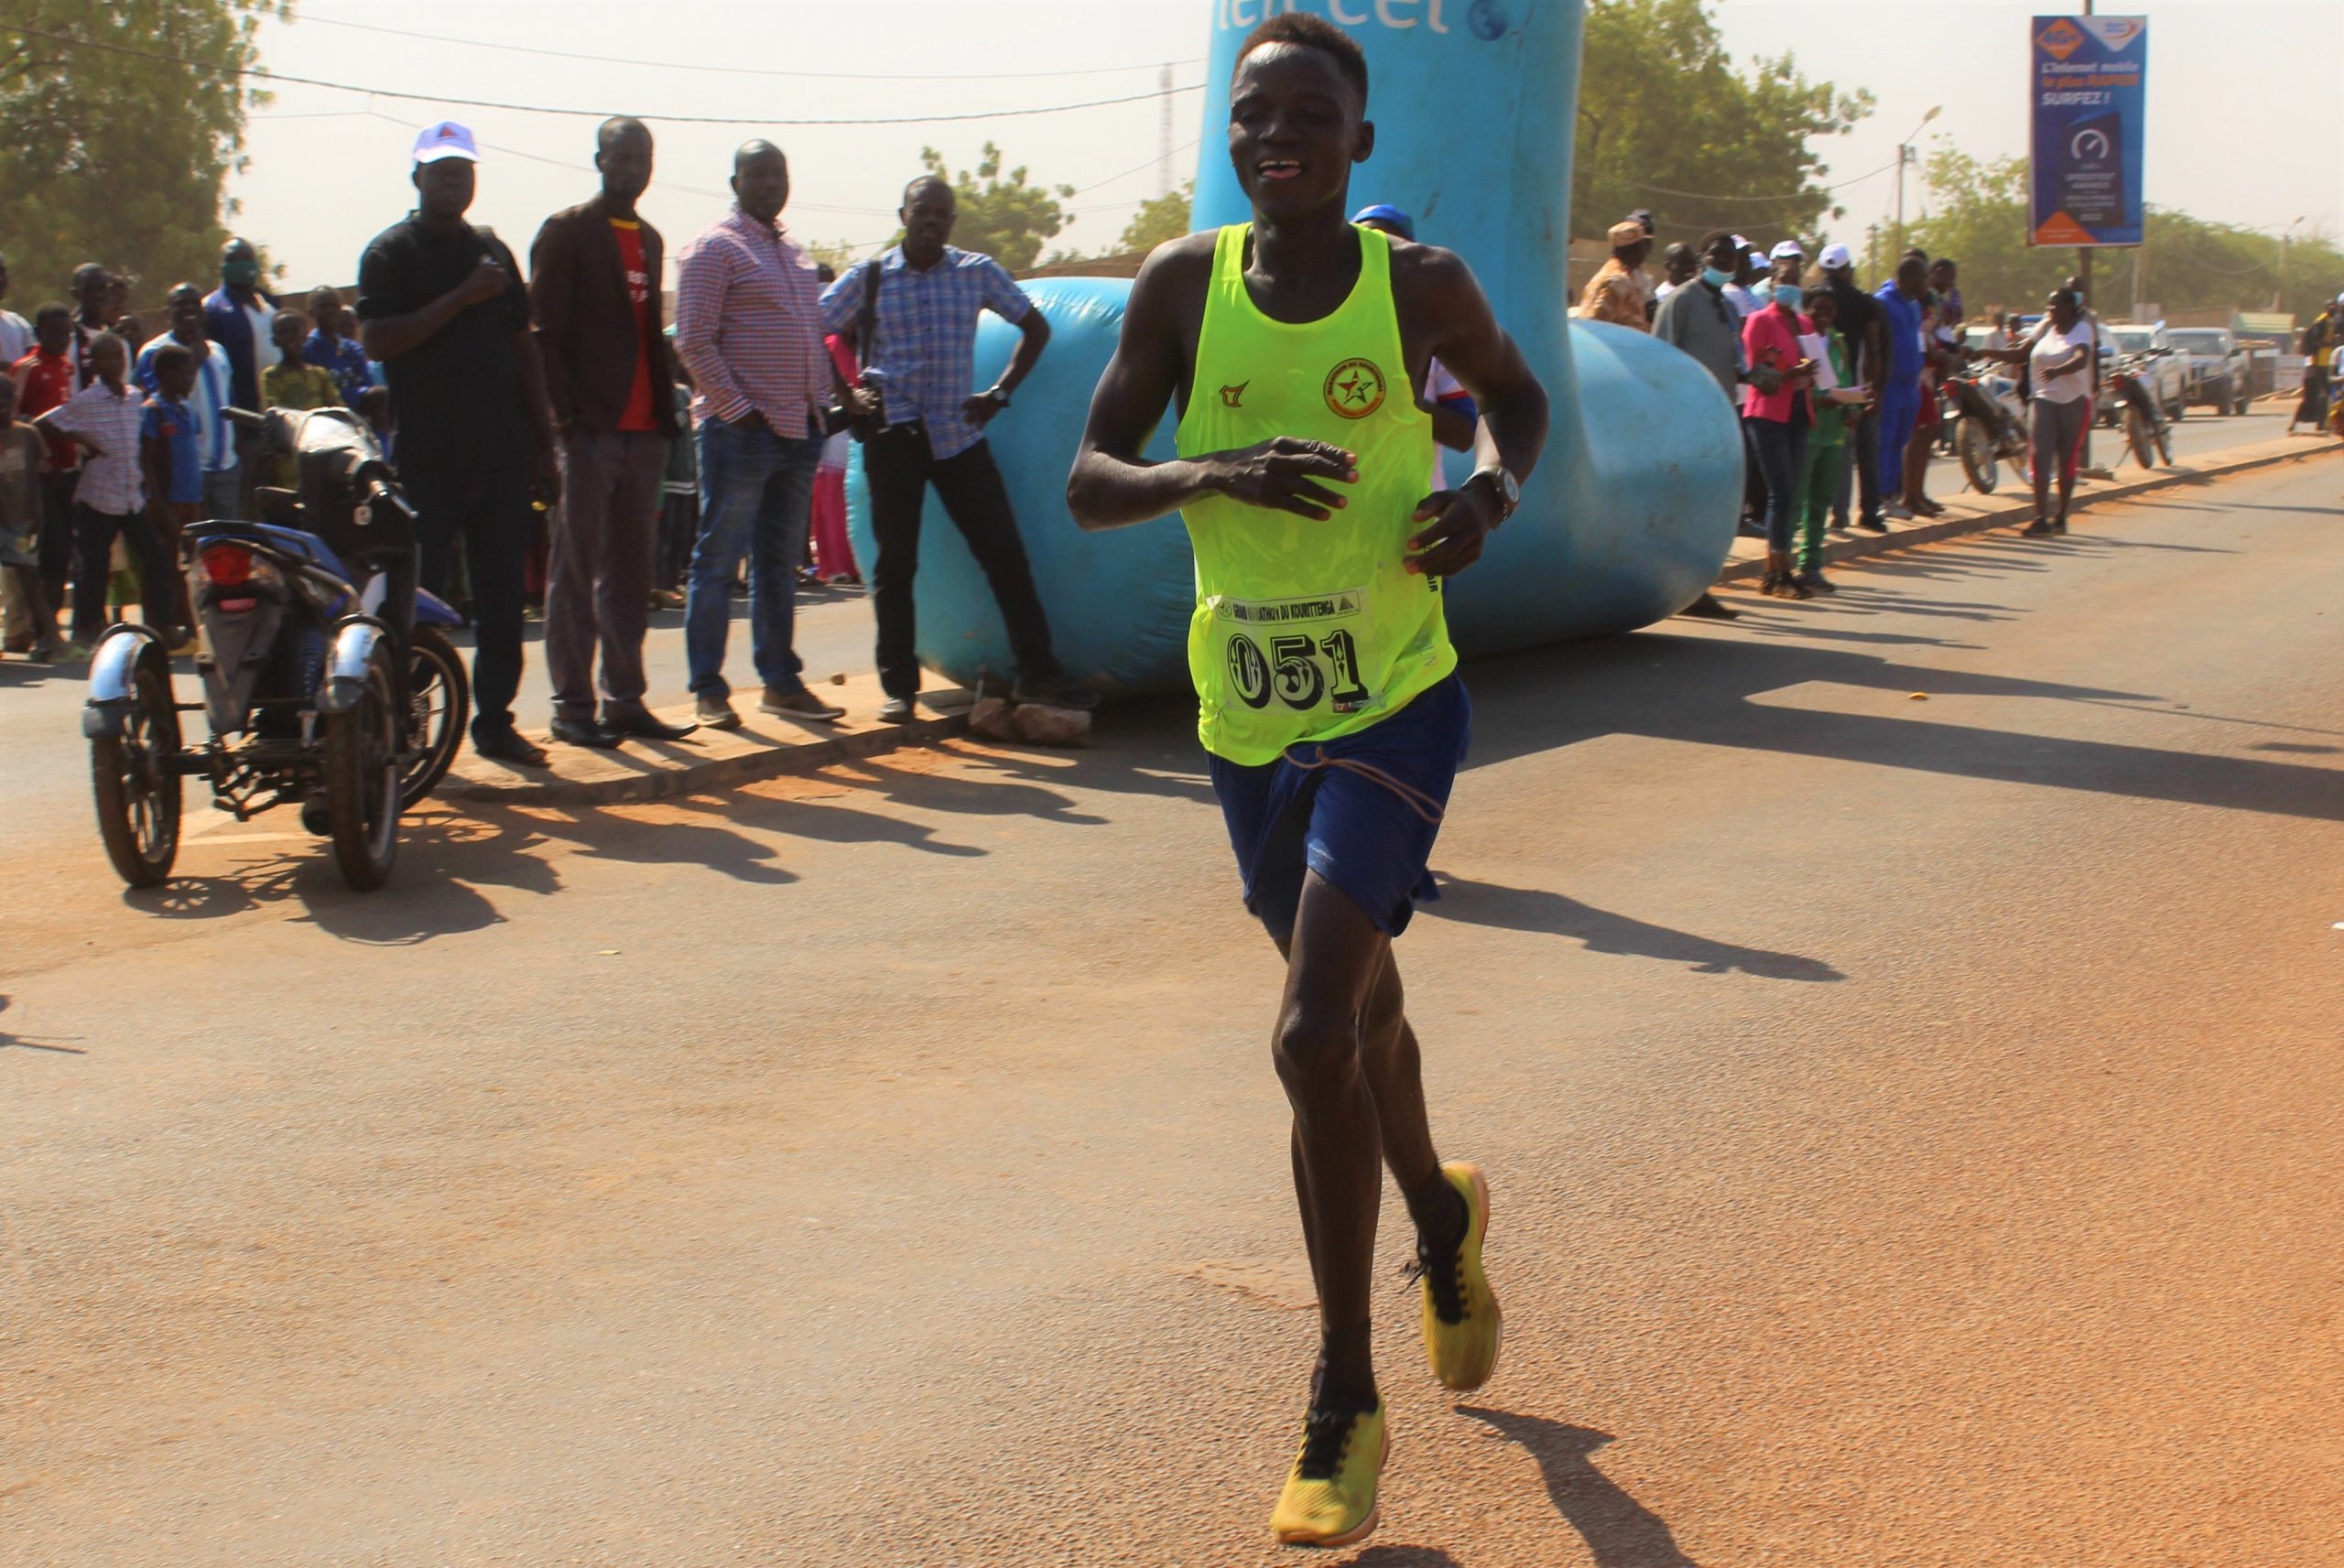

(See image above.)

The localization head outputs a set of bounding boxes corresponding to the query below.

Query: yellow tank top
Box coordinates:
[1174,223,1454,766]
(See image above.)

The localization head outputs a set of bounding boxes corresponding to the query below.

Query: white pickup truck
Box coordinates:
[2165,327,2252,416]
[2096,322,2190,425]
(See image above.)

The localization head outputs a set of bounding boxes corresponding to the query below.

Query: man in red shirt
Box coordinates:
[11,302,82,615]
[529,116,695,747]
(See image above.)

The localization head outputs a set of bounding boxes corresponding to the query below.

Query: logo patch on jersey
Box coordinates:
[1323,358,1386,420]
[1218,381,1249,408]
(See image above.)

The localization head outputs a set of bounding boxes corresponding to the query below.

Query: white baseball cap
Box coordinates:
[412,121,480,165]
[1731,233,1753,253]
[1769,239,1806,261]
[1818,243,1854,270]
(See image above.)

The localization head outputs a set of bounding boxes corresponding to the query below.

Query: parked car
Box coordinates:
[2096,323,2189,425]
[2166,327,2251,415]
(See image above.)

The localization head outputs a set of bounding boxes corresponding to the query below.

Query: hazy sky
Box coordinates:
[224,0,2340,292]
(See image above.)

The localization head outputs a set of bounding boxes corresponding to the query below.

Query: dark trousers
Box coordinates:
[2295,365,2331,428]
[70,503,175,644]
[1746,416,1807,553]
[547,427,665,720]
[38,470,76,610]
[405,458,530,741]
[863,425,1059,700]
[1841,406,1881,524]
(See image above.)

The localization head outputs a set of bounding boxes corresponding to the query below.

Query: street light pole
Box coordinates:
[2277,215,2305,313]
[1894,105,1941,257]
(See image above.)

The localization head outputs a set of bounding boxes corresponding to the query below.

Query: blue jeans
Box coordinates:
[685,416,821,698]
[1745,415,1807,552]
[1876,378,1922,499]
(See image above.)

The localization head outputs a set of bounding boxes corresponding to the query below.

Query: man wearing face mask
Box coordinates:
[203,237,280,413]
[1654,230,1781,620]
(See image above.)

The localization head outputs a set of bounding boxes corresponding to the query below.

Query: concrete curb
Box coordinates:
[1714,437,2341,583]
[439,708,968,809]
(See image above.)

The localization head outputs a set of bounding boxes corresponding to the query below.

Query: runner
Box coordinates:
[1067,13,1547,1548]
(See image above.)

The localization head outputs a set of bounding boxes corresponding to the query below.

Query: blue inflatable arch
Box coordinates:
[846,0,1740,695]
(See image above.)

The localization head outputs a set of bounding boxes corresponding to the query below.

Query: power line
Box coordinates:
[291,11,1204,82]
[3,21,1202,127]
[1627,156,1902,205]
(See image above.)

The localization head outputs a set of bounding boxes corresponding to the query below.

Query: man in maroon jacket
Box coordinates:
[530,116,695,746]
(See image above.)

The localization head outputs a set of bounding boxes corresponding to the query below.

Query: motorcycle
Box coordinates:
[81,405,469,892]
[2104,355,2175,470]
[1945,367,2031,494]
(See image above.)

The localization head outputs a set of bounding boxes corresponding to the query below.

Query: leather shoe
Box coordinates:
[760,685,846,723]
[550,715,623,749]
[474,728,550,768]
[604,708,700,741]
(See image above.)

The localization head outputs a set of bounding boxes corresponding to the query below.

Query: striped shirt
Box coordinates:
[134,333,236,473]
[46,380,147,514]
[819,246,1033,460]
[673,206,830,436]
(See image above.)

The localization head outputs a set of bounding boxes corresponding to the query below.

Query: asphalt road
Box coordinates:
[5,457,2340,1565]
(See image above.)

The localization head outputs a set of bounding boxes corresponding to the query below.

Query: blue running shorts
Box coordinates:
[1207,674,1471,942]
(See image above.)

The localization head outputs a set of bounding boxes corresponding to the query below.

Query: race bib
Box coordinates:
[1211,587,1375,717]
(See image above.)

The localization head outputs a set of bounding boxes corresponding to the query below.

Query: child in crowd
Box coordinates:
[259,309,343,488]
[138,341,203,635]
[652,333,694,611]
[0,375,69,661]
[37,333,179,649]
[13,302,83,615]
[809,332,863,588]
[302,287,374,405]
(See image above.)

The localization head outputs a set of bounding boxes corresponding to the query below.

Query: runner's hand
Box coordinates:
[1210,437,1357,520]
[1406,482,1499,578]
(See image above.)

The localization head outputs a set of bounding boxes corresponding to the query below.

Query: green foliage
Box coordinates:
[1575,0,1872,245]
[1876,144,2344,320]
[1117,182,1193,255]
[801,237,858,276]
[0,0,283,305]
[906,142,1076,273]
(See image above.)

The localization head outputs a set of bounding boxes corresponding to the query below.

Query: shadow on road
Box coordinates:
[1348,1547,1464,1566]
[1426,875,1842,981]
[0,993,84,1054]
[1460,1407,1706,1568]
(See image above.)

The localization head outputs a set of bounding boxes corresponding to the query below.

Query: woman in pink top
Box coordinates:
[1742,249,1819,598]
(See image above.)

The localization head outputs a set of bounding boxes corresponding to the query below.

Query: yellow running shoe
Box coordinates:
[1269,1402,1386,1547]
[1418,1161,1502,1391]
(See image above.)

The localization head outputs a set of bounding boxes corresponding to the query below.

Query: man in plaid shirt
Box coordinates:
[672,140,844,730]
[820,176,1095,722]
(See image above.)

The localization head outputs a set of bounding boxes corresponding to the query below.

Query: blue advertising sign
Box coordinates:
[2029,15,2148,247]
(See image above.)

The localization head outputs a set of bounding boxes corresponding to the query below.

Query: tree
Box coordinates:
[1,0,282,304]
[1574,0,1872,245]
[1888,143,2344,319]
[908,142,1075,272]
[801,237,858,276]
[1117,182,1193,255]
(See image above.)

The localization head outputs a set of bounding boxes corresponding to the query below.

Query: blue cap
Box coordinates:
[1350,203,1415,242]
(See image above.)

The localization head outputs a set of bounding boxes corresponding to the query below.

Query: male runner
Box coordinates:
[1067,13,1547,1548]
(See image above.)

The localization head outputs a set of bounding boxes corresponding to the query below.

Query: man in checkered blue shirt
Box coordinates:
[819,176,1095,722]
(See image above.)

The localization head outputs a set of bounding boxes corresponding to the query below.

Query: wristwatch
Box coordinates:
[985,385,1012,408]
[1468,465,1520,524]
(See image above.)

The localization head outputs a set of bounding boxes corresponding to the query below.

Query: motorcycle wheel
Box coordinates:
[400,624,470,810]
[1958,418,1998,494]
[91,652,182,888]
[325,640,401,892]
[2152,415,2174,467]
[2123,405,2158,470]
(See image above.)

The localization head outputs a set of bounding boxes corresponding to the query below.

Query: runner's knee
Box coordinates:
[1274,1004,1362,1090]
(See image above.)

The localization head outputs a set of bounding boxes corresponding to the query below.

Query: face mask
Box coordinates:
[221,260,260,287]
[1773,284,1804,311]
[1702,266,1732,289]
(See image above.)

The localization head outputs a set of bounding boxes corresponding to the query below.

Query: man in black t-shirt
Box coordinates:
[1818,243,1889,532]
[357,121,562,767]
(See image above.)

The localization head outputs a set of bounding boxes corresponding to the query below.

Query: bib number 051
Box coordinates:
[1227,628,1370,713]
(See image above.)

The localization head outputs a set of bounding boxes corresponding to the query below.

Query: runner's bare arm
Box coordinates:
[1395,246,1547,578]
[1068,240,1358,530]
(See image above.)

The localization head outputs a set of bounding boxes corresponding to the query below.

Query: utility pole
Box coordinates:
[2075,0,2093,315]
[1158,63,1174,199]
[1894,106,1940,257]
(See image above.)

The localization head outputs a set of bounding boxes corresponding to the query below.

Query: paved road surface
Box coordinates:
[5,458,2340,1565]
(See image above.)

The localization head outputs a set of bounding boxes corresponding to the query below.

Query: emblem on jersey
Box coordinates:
[1323,358,1386,419]
[1219,381,1249,408]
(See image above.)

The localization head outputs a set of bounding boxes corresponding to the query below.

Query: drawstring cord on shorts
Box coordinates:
[1281,745,1447,826]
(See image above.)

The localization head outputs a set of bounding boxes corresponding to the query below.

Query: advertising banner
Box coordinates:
[2028,14,2148,247]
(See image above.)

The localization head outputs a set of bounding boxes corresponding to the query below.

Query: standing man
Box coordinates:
[1575,220,1652,330]
[203,237,280,413]
[1067,14,1547,1546]
[69,264,110,385]
[1818,243,1888,532]
[1872,254,1929,522]
[2289,297,2335,435]
[134,285,238,519]
[820,177,1096,722]
[530,116,696,748]
[1653,242,1698,304]
[358,120,562,768]
[0,252,31,366]
[672,140,843,730]
[1655,230,1777,620]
